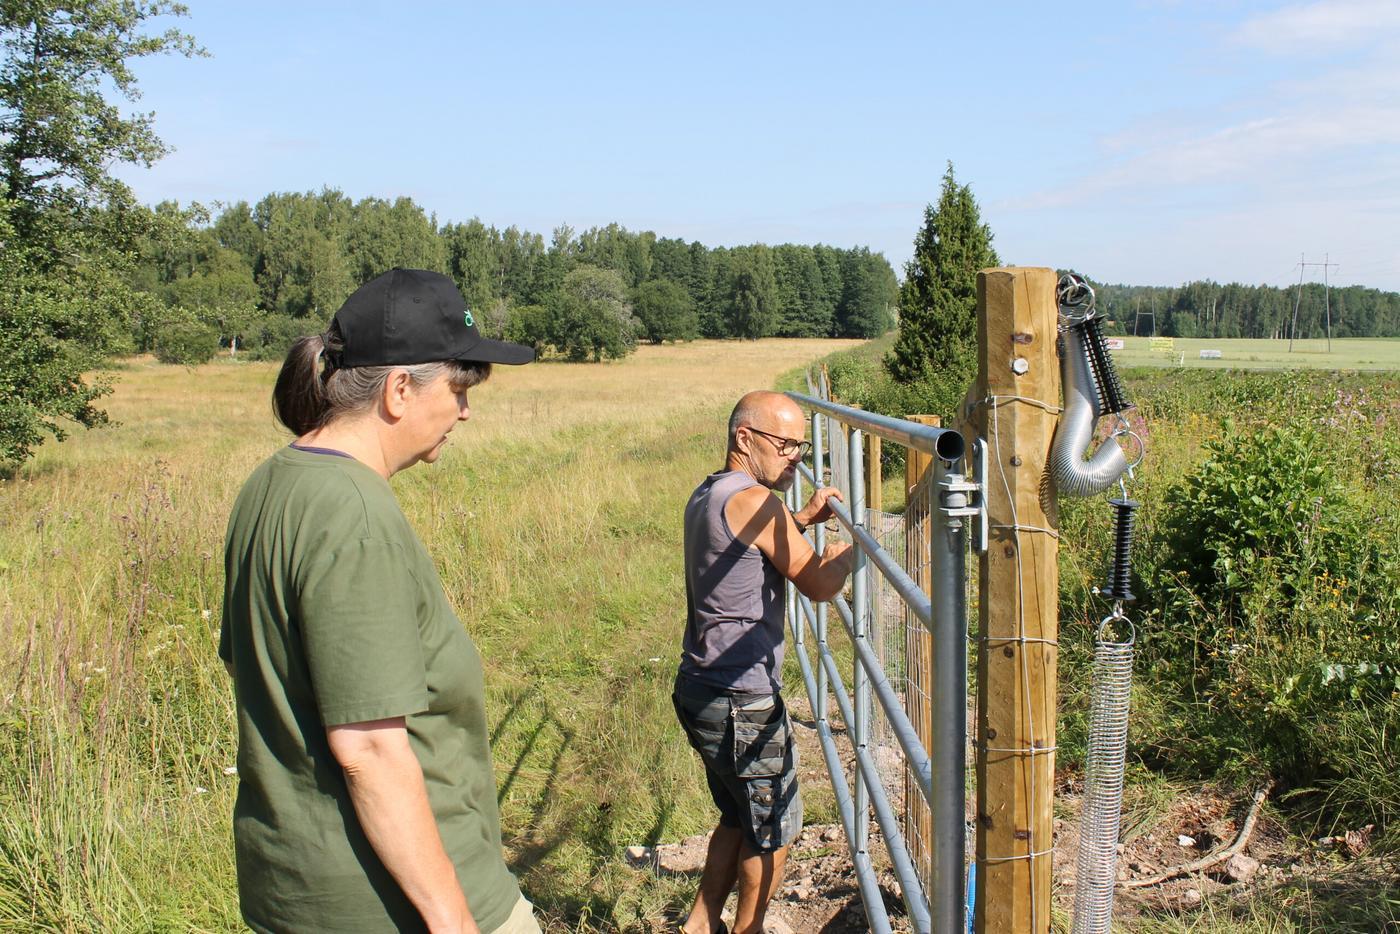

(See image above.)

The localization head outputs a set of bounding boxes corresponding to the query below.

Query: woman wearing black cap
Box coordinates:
[220,269,539,934]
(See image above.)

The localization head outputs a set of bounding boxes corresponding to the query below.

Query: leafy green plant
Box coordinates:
[152,311,220,366]
[1159,422,1338,606]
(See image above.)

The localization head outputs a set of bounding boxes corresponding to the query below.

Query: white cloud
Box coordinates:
[1004,1,1400,215]
[1001,99,1400,212]
[1235,0,1400,52]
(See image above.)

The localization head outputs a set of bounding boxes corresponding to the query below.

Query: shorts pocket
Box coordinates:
[744,769,803,852]
[731,697,788,779]
[674,692,731,767]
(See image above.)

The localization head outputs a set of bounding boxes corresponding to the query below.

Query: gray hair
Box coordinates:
[273,328,490,436]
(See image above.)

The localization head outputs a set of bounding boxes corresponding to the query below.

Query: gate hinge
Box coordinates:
[937,439,989,554]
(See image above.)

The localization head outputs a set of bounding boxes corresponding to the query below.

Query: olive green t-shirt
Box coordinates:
[219,447,520,933]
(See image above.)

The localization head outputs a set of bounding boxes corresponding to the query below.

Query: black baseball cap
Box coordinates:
[331,268,535,367]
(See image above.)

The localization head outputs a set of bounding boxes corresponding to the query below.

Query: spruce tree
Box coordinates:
[886,163,999,394]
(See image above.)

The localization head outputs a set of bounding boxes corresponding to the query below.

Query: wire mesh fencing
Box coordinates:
[857,473,976,905]
[788,381,975,933]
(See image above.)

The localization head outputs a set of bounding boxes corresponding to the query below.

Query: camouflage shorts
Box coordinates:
[672,675,802,852]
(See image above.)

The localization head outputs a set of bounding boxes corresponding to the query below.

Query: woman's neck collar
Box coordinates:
[298,419,396,479]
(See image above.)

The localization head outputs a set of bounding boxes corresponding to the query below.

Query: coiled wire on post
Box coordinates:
[1080,316,1130,417]
[1070,613,1135,934]
[1064,271,1142,934]
[1051,274,1136,498]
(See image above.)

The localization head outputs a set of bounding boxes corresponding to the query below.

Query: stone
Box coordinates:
[1115,843,1126,854]
[1116,867,1129,882]
[1224,853,1261,885]
[623,845,652,866]
[1344,825,1375,858]
[1178,834,1197,848]
[1181,888,1202,907]
[821,827,843,843]
[655,844,707,874]
[765,915,795,934]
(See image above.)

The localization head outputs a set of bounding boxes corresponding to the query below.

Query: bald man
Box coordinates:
[672,390,855,934]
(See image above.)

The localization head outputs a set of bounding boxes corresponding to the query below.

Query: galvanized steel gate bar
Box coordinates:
[782,391,977,934]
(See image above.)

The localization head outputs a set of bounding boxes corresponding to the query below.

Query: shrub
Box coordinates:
[1136,418,1400,806]
[823,337,973,474]
[152,311,220,365]
[244,314,308,362]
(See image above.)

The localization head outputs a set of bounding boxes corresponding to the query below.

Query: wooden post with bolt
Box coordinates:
[972,267,1061,933]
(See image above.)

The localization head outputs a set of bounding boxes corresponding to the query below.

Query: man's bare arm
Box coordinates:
[725,486,854,602]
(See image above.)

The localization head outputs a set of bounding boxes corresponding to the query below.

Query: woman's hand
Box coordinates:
[327,717,478,933]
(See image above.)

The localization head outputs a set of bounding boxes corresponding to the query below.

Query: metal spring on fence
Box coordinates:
[1078,315,1132,417]
[1070,614,1135,934]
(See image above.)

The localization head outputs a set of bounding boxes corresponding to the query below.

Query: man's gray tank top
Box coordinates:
[678,470,785,693]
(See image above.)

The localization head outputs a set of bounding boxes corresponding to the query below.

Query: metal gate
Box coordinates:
[782,383,984,934]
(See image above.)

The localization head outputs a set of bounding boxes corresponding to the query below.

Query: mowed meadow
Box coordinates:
[0,338,859,932]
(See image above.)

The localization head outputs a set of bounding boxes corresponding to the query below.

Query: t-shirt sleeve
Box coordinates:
[297,538,430,726]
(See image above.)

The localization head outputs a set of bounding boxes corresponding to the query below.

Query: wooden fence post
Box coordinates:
[866,434,882,514]
[972,267,1060,933]
[903,414,939,892]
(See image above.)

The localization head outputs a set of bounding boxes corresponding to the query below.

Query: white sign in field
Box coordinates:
[1199,349,1223,359]
[1106,338,1125,350]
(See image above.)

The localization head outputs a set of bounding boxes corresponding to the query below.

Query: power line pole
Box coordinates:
[1323,252,1335,353]
[1133,295,1156,337]
[1288,253,1340,352]
[1289,253,1305,351]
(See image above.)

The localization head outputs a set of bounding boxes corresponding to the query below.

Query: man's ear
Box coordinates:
[734,424,752,455]
[381,369,413,420]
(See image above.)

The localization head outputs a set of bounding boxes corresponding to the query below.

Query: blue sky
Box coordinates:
[115,1,1400,291]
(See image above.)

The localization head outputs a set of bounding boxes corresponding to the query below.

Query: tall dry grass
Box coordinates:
[0,339,858,931]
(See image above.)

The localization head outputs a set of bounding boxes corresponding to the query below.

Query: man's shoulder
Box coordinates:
[724,482,774,514]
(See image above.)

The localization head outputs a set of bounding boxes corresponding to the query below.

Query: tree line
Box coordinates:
[132,193,900,365]
[1089,279,1400,340]
[0,2,899,469]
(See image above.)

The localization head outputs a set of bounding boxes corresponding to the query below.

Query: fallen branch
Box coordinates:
[1120,780,1275,888]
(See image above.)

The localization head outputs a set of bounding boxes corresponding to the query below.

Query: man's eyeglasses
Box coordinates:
[747,427,812,460]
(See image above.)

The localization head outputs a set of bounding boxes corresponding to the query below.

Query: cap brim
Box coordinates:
[458,337,536,365]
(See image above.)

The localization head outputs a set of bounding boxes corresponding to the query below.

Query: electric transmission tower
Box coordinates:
[1132,295,1156,337]
[1288,252,1340,352]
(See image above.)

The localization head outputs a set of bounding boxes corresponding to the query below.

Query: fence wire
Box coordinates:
[798,377,975,927]
[855,475,976,902]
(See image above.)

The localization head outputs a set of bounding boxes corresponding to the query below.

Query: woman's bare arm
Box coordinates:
[326,718,479,934]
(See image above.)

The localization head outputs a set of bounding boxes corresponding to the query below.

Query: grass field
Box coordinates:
[0,339,859,931]
[4,335,1396,932]
[1108,335,1400,370]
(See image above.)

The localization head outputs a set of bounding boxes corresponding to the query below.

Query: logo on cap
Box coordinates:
[464,308,475,328]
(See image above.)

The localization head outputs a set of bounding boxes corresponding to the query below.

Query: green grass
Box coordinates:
[0,339,860,932]
[1108,335,1400,371]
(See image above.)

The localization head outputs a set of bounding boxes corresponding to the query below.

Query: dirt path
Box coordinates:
[633,698,1399,932]
[630,691,915,933]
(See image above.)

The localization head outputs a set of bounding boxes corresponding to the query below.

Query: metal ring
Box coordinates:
[1096,613,1136,645]
[1109,427,1146,470]
[1056,273,1096,321]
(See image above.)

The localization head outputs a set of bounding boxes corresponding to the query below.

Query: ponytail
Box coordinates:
[272,334,336,436]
